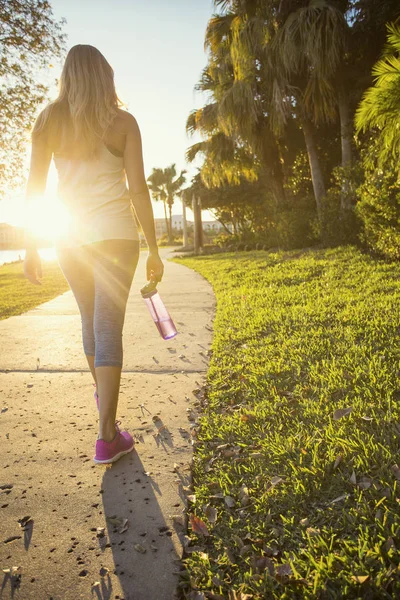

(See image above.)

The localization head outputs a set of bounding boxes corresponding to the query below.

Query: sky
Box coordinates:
[1,0,217,226]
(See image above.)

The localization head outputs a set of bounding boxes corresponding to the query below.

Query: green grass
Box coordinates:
[0,260,69,320]
[174,245,400,599]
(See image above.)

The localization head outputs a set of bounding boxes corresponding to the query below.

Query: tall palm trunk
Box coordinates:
[301,115,325,224]
[338,83,353,211]
[260,126,287,209]
[168,202,173,244]
[163,200,170,240]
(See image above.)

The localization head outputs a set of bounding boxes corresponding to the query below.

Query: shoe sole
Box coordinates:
[93,444,135,464]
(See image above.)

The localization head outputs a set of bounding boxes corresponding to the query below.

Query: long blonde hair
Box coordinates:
[32,44,124,160]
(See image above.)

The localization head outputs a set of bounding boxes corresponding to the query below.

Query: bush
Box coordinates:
[315,165,363,247]
[356,161,400,259]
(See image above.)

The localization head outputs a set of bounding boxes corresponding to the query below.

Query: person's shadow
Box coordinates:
[95,449,183,600]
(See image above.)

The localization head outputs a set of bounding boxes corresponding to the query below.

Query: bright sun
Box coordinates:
[25,195,71,243]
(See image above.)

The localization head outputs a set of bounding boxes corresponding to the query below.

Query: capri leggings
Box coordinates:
[57,239,140,368]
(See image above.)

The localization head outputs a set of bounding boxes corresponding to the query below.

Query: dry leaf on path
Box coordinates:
[134,543,146,553]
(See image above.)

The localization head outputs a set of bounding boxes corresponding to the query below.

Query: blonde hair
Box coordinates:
[32,44,124,160]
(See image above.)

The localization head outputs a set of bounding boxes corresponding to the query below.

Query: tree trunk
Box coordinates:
[192,194,203,254]
[260,126,287,209]
[301,115,325,224]
[338,85,353,211]
[168,203,173,244]
[182,197,188,247]
[163,201,170,240]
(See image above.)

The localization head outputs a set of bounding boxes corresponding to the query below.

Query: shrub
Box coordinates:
[356,161,400,259]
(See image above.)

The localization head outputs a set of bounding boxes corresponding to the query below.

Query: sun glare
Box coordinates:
[25,195,71,243]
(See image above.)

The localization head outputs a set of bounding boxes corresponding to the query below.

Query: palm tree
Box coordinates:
[164,164,187,243]
[202,2,289,208]
[355,23,400,164]
[273,0,349,217]
[147,167,169,239]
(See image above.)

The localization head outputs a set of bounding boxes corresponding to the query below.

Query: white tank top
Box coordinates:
[53,142,139,248]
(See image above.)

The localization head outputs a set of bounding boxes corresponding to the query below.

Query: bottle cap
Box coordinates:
[140,275,158,298]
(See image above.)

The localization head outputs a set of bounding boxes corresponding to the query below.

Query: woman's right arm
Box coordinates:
[123,112,164,281]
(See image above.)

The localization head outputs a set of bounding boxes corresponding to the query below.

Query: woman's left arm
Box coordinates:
[24,132,52,285]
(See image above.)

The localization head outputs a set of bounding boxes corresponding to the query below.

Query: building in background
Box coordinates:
[0,223,25,249]
[153,216,224,239]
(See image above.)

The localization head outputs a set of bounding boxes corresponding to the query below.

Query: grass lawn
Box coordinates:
[174,245,400,599]
[0,260,69,320]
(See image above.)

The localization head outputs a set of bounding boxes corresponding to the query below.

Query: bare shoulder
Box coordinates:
[115,109,140,136]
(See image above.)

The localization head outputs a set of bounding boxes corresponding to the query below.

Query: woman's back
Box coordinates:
[53,111,139,248]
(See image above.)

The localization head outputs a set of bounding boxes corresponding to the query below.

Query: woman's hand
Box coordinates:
[24,249,42,285]
[146,251,164,282]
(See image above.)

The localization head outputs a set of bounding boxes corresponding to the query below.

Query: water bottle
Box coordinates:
[140,277,178,340]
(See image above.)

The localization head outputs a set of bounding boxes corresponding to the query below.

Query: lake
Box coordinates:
[0,248,58,266]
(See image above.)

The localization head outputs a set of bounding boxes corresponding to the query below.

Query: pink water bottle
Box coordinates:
[140,277,178,340]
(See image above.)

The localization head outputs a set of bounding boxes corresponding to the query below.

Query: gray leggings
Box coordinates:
[57,239,140,368]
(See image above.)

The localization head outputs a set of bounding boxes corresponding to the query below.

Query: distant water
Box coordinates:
[0,247,58,267]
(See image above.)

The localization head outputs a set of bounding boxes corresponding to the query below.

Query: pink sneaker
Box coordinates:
[93,422,135,464]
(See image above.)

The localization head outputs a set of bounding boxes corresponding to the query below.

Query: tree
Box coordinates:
[355,23,400,165]
[147,164,186,244]
[0,0,66,196]
[147,167,169,237]
[164,164,186,243]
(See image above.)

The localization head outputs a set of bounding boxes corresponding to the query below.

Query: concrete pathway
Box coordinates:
[0,248,215,600]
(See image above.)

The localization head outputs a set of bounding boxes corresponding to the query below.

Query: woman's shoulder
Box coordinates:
[114,109,140,135]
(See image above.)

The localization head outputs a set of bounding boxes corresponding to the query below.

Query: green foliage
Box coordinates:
[0,259,69,319]
[175,246,400,599]
[355,23,400,165]
[0,0,66,195]
[317,164,363,247]
[356,155,400,260]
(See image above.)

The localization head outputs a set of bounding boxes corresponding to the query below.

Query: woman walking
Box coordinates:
[23,44,164,464]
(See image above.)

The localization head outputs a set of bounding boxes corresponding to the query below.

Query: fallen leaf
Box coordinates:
[134,543,146,553]
[333,454,343,469]
[358,477,372,490]
[306,528,320,537]
[361,416,373,421]
[3,536,22,544]
[106,516,124,527]
[17,516,33,529]
[275,563,293,579]
[351,575,369,584]
[224,495,235,508]
[333,407,353,421]
[118,518,129,534]
[188,592,206,600]
[2,566,22,575]
[186,494,196,503]
[170,514,185,527]
[96,527,105,538]
[270,476,283,487]
[189,514,210,536]
[330,494,349,504]
[299,518,309,526]
[350,470,357,485]
[204,504,217,524]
